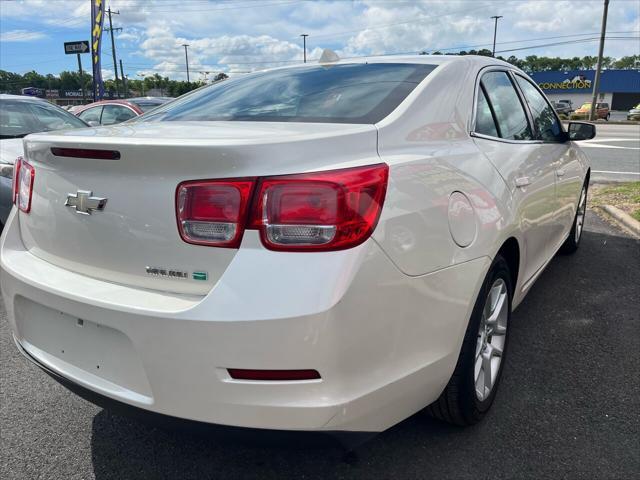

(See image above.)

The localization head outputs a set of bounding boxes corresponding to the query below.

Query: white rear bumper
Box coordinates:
[1,209,490,432]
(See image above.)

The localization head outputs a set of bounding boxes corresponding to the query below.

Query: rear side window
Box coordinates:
[101,105,137,125]
[514,75,563,142]
[78,106,102,124]
[478,71,532,141]
[475,88,499,137]
[140,63,437,124]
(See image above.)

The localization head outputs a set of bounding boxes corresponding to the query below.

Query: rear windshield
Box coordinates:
[140,63,437,124]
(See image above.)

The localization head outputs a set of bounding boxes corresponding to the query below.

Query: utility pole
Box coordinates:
[182,44,190,83]
[119,59,127,97]
[300,34,308,63]
[77,53,86,102]
[139,73,145,96]
[590,0,609,121]
[490,16,503,57]
[105,7,122,97]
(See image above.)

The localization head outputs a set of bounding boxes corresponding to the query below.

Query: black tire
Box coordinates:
[560,182,588,254]
[605,113,610,121]
[427,255,512,426]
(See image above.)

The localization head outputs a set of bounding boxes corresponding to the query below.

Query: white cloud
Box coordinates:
[101,68,115,80]
[0,29,47,42]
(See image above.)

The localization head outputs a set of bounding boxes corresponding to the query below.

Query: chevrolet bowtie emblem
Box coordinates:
[65,190,107,215]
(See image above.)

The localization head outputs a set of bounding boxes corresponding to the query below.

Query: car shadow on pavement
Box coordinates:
[88,216,640,480]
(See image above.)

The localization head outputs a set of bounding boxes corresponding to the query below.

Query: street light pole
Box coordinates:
[490,15,503,57]
[77,53,86,102]
[300,34,308,63]
[182,44,190,83]
[139,74,145,96]
[590,0,609,121]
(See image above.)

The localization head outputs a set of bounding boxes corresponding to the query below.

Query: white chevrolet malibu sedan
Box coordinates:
[1,55,593,436]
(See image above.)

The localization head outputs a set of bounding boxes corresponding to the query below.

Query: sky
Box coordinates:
[0,0,639,81]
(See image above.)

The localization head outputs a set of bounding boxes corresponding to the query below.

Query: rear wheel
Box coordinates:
[560,183,587,254]
[428,255,512,426]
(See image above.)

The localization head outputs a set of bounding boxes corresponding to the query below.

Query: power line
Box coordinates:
[494,36,637,54]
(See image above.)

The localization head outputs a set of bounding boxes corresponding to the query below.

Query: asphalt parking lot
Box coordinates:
[578,123,640,182]
[1,211,639,480]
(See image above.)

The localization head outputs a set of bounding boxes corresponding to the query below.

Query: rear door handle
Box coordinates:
[515,177,531,188]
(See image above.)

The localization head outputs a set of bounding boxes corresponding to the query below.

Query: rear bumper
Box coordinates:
[14,337,373,448]
[1,209,490,432]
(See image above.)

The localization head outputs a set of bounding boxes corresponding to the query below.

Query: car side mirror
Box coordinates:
[568,122,595,141]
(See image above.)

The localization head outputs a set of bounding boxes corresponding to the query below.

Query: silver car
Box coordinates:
[0,94,88,226]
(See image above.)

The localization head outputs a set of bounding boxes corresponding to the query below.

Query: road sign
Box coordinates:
[64,41,89,54]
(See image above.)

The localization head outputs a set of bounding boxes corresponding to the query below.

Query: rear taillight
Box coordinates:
[175,164,388,252]
[249,164,389,251]
[13,157,35,213]
[176,179,254,248]
[12,157,21,206]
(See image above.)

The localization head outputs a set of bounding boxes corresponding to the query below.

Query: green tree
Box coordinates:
[613,55,640,69]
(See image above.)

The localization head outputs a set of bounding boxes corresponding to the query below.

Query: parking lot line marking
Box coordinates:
[592,170,640,175]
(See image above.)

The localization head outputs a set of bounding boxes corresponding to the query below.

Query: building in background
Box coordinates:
[18,88,126,107]
[530,69,640,110]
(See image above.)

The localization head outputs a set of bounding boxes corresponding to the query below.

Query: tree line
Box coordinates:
[0,70,228,97]
[1,54,638,97]
[423,50,639,73]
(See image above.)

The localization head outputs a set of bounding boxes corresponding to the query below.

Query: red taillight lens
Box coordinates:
[12,156,22,206]
[176,179,254,248]
[175,164,388,251]
[249,164,389,251]
[13,157,35,213]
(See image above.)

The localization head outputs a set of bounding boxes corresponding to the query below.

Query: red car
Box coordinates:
[74,97,172,126]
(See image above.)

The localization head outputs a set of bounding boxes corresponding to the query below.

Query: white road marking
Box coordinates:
[582,138,638,143]
[592,170,640,175]
[580,143,640,150]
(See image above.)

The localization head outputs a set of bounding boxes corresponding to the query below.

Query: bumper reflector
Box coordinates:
[227,369,321,381]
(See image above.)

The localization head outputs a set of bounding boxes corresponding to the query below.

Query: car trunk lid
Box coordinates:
[19,121,378,295]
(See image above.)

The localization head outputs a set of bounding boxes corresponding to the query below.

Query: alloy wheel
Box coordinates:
[575,187,587,244]
[474,278,508,401]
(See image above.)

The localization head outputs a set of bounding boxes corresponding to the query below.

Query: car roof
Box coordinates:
[265,54,512,72]
[127,96,172,103]
[0,93,48,103]
[74,99,144,114]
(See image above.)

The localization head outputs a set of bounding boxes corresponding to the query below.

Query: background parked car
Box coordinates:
[552,101,573,116]
[627,103,640,121]
[74,97,172,126]
[0,94,88,226]
[572,102,610,120]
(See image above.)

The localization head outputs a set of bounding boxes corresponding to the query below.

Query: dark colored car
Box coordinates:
[553,101,572,116]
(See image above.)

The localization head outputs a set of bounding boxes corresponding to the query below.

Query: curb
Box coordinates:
[601,205,640,237]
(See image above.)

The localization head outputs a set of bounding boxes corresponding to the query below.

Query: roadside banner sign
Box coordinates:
[91,0,105,100]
